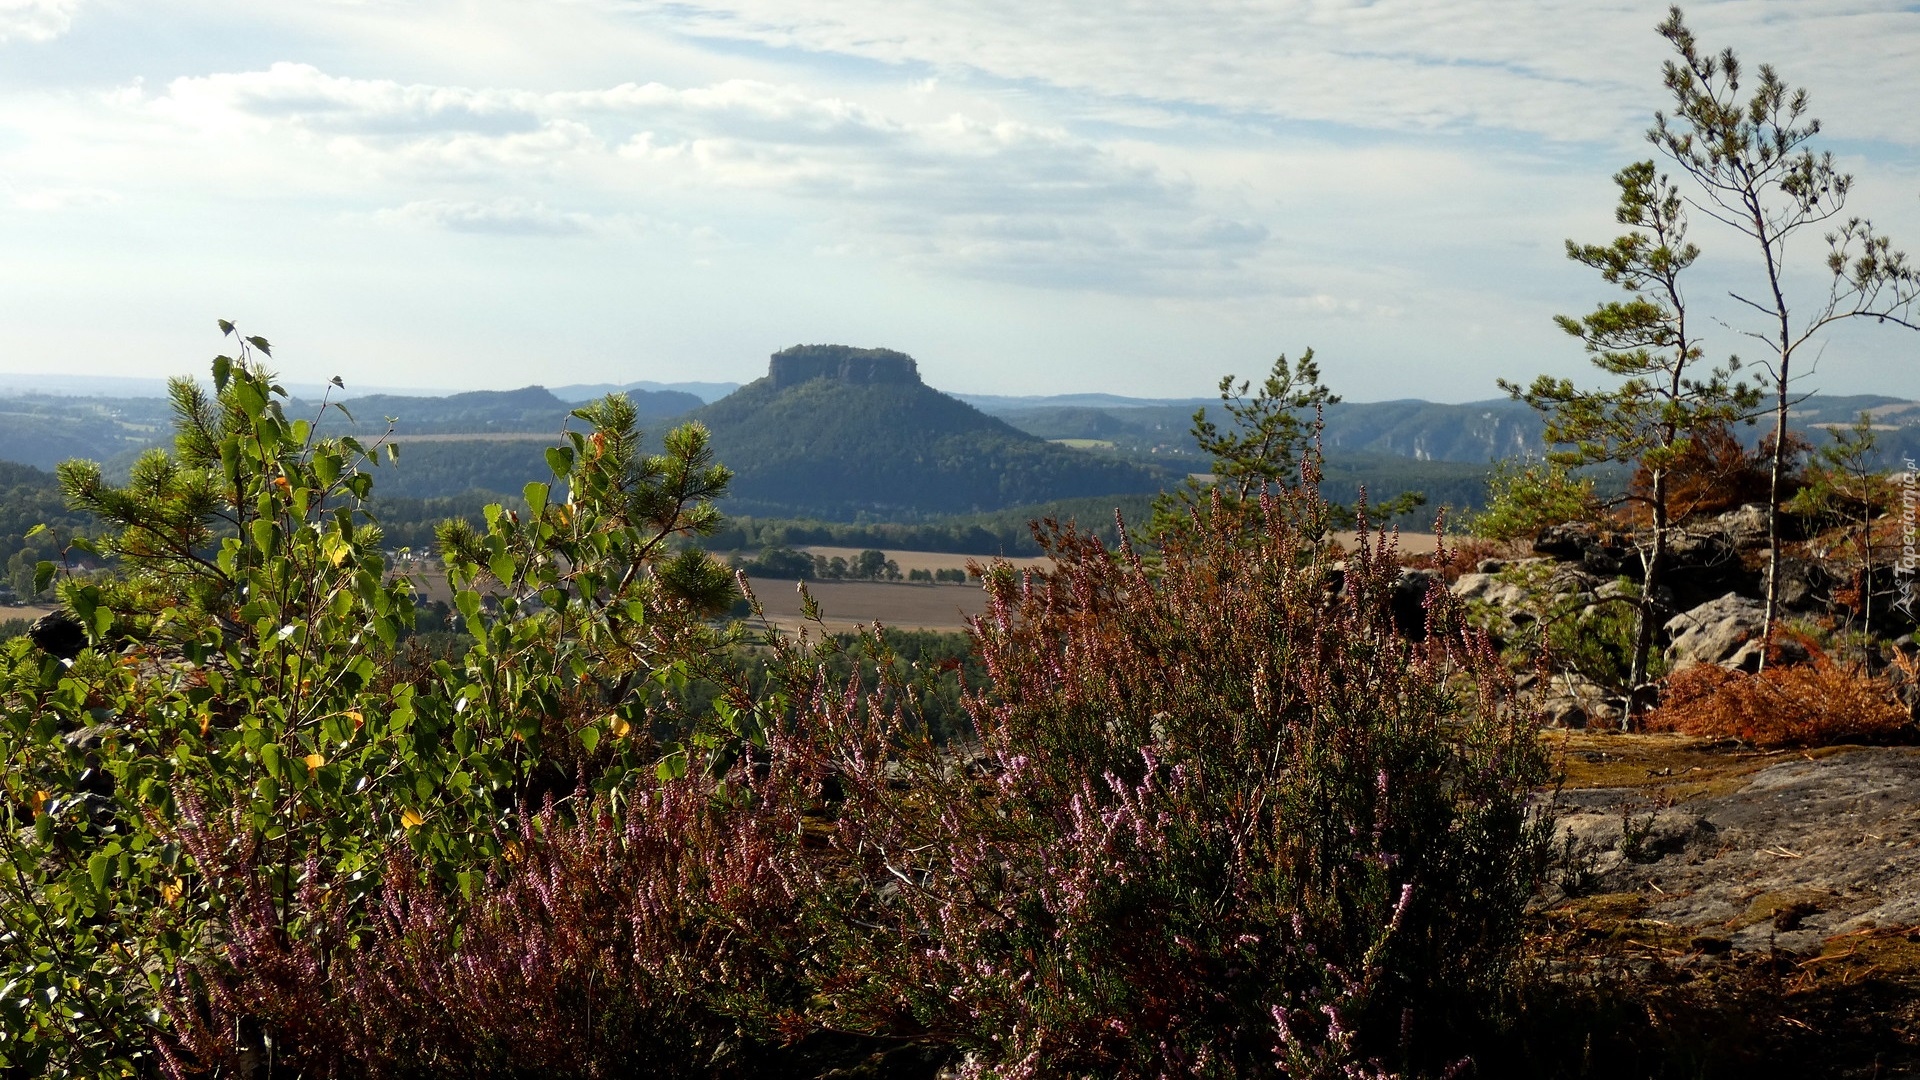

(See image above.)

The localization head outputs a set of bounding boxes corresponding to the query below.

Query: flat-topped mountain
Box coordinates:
[688,345,1169,519]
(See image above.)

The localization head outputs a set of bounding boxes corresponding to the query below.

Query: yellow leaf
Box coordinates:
[303,752,325,777]
[400,808,425,830]
[609,716,632,738]
[160,879,183,904]
[28,790,48,815]
[346,709,364,731]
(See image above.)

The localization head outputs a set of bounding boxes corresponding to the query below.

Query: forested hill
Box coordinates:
[686,345,1170,519]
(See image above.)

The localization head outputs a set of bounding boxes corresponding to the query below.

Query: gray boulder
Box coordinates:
[1450,571,1530,608]
[1764,556,1831,612]
[1711,503,1770,549]
[1661,528,1757,611]
[1664,592,1767,672]
[1532,673,1623,729]
[28,610,85,659]
[1391,568,1437,640]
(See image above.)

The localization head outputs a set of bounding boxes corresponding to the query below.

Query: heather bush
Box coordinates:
[775,494,1551,1076]
[120,491,1547,1078]
[152,778,817,1078]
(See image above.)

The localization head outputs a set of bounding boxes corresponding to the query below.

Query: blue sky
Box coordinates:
[1,0,1917,401]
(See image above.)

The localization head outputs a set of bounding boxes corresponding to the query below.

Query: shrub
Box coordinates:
[0,334,742,1078]
[134,490,1549,1079]
[1646,641,1912,747]
[153,780,815,1078]
[778,495,1551,1077]
[1468,459,1596,542]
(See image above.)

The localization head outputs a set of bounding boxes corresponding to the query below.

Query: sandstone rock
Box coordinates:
[1533,521,1598,559]
[1711,503,1770,549]
[1555,808,1715,864]
[1661,528,1756,611]
[1557,748,1920,955]
[1764,556,1831,612]
[1581,536,1640,578]
[1451,572,1528,607]
[1531,674,1623,730]
[1664,592,1767,672]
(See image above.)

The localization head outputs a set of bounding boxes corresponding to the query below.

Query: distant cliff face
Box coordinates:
[768,344,920,389]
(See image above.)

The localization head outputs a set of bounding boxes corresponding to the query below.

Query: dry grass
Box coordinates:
[1645,646,1913,748]
[1542,728,1794,799]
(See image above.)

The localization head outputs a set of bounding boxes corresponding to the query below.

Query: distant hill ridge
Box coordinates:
[320,384,701,435]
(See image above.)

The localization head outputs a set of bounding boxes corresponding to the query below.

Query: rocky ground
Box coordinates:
[1533,731,1920,1076]
[1552,737,1920,950]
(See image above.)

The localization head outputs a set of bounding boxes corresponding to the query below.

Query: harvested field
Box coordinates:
[399,565,987,635]
[741,578,986,635]
[1330,529,1441,556]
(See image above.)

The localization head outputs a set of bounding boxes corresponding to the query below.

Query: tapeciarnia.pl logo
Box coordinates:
[1897,456,1919,619]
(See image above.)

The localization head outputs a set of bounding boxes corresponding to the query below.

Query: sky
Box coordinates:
[1,0,1917,402]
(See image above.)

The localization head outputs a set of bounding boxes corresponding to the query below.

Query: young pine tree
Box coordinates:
[1504,160,1760,700]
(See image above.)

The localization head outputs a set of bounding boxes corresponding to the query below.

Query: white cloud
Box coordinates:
[0,0,80,43]
[372,197,608,236]
[9,185,117,211]
[614,0,1920,147]
[122,63,1265,290]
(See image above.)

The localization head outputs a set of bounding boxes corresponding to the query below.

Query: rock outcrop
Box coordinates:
[768,345,921,389]
[1451,499,1908,726]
